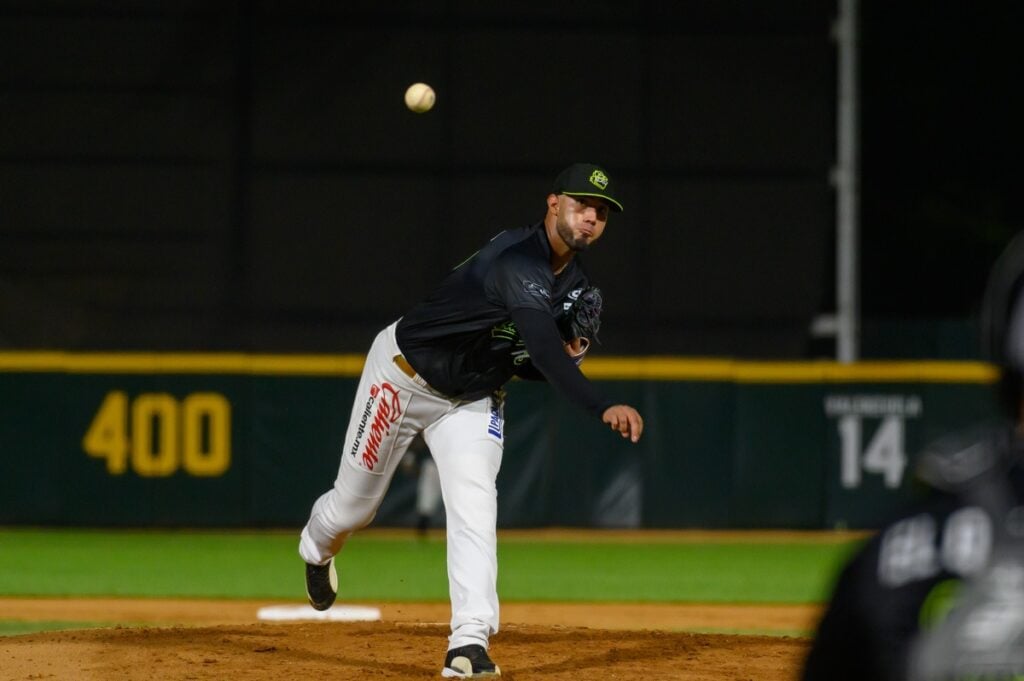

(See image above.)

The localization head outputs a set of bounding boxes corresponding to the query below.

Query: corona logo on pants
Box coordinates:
[354,382,402,471]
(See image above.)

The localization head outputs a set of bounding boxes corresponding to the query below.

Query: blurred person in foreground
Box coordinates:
[802,232,1024,681]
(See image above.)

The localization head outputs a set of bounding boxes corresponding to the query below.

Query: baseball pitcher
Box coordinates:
[299,163,643,678]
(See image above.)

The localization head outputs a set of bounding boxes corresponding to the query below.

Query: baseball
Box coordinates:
[404,82,435,113]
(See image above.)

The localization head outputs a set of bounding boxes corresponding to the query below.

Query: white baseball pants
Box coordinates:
[417,458,442,518]
[299,321,505,650]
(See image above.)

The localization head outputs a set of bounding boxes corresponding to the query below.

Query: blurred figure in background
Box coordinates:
[400,434,443,536]
[802,232,1024,681]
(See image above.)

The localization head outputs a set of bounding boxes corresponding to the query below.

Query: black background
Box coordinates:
[0,1,1018,359]
[861,1,1021,316]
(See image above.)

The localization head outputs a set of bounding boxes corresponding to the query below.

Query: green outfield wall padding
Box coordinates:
[0,357,1000,529]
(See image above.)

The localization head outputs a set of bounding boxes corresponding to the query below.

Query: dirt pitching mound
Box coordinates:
[0,621,808,680]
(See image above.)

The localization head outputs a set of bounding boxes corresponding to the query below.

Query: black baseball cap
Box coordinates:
[551,163,624,212]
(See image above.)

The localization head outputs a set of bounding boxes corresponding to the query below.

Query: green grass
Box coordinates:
[498,541,856,603]
[0,528,860,604]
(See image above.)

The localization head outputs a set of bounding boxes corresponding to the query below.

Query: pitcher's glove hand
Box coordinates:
[560,286,603,343]
[558,286,602,365]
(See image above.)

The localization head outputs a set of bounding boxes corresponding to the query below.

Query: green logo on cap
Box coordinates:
[588,170,609,190]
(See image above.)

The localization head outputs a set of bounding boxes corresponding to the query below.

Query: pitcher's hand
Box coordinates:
[602,405,643,443]
[564,337,590,365]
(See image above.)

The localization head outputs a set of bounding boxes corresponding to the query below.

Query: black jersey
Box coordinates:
[802,427,1024,681]
[396,222,603,408]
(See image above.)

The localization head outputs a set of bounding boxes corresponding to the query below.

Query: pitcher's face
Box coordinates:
[553,194,609,252]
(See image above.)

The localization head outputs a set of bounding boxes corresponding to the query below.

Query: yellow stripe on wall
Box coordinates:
[0,352,366,376]
[0,351,999,383]
[580,357,998,383]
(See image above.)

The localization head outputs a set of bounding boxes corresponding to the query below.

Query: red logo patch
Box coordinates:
[360,383,402,470]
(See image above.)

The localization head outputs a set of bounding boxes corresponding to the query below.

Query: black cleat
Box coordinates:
[304,558,337,611]
[442,644,501,678]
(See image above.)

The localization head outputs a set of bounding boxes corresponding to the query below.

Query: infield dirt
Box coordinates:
[0,598,813,680]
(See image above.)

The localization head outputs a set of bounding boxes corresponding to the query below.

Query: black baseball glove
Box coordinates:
[558,286,603,344]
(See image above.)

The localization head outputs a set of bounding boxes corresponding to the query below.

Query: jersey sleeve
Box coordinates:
[484,249,556,315]
[510,306,614,418]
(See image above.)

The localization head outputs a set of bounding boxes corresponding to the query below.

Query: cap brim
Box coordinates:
[562,191,624,213]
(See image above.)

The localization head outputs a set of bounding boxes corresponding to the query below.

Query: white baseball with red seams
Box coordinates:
[404,82,435,113]
[299,321,503,650]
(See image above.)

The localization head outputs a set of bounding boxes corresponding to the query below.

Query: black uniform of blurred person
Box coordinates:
[802,233,1024,681]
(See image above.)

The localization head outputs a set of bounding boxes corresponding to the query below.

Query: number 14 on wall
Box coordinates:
[836,414,908,489]
[825,394,920,491]
[82,391,232,477]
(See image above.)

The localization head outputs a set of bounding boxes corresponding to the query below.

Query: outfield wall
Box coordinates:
[0,353,998,529]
